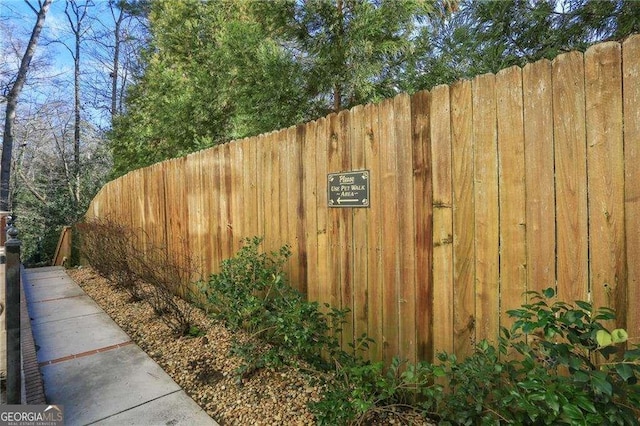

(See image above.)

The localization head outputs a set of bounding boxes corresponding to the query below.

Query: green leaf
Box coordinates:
[615,363,635,382]
[433,366,446,377]
[561,403,583,422]
[575,300,592,311]
[596,330,612,347]
[574,395,597,414]
[591,372,613,397]
[611,328,628,343]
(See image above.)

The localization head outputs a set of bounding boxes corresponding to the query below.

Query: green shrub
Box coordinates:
[200,237,349,377]
[434,288,640,425]
[311,288,640,425]
[311,357,444,425]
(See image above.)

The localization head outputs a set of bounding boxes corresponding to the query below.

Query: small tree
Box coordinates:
[1,0,53,211]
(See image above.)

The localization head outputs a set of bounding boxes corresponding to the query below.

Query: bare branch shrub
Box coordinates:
[132,243,202,336]
[77,218,201,336]
[76,218,144,302]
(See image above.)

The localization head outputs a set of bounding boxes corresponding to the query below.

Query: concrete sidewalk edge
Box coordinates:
[20,266,47,404]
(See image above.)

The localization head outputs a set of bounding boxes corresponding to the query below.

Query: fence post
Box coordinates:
[5,215,21,404]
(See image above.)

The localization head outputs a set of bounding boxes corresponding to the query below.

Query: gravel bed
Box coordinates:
[68,267,319,425]
[67,267,435,426]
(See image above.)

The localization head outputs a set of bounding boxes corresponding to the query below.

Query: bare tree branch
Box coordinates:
[1,0,53,211]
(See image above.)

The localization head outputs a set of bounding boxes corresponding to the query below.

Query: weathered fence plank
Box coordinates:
[585,41,625,330]
[395,93,417,365]
[523,59,556,296]
[450,79,475,357]
[351,105,369,351]
[497,65,527,332]
[379,98,400,364]
[430,84,454,356]
[553,51,589,303]
[623,35,640,345]
[364,103,384,361]
[472,73,499,345]
[411,90,433,362]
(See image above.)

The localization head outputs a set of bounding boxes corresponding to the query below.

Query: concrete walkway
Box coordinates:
[23,266,218,426]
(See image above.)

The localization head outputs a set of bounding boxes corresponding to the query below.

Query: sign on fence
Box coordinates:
[328,170,370,208]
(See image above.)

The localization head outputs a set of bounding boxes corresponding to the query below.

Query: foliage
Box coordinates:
[109,0,640,178]
[310,288,640,425]
[311,357,444,426]
[257,0,439,112]
[15,122,111,266]
[109,0,312,178]
[109,0,446,177]
[406,0,640,91]
[434,288,640,425]
[200,237,350,378]
[77,218,200,336]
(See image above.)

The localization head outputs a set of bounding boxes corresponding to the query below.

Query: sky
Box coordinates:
[1,0,122,129]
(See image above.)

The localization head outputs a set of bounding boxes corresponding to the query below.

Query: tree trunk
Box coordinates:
[74,18,81,206]
[1,0,53,212]
[333,0,344,112]
[111,7,124,120]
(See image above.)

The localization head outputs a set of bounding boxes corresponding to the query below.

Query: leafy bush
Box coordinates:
[312,288,640,425]
[200,237,349,377]
[434,288,640,425]
[311,357,444,425]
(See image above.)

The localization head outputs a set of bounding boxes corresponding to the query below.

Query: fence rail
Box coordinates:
[87,36,640,364]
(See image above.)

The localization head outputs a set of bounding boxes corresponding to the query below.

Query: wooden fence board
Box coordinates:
[266,133,280,254]
[411,90,433,362]
[364,103,384,361]
[240,139,255,240]
[430,84,454,356]
[210,147,223,272]
[282,127,296,289]
[338,111,354,350]
[165,158,187,261]
[303,120,319,302]
[497,66,527,332]
[315,117,331,314]
[229,141,244,254]
[553,51,589,303]
[395,93,417,364]
[185,151,205,279]
[294,125,307,295]
[450,79,475,357]
[143,165,166,254]
[472,73,499,345]
[523,59,556,296]
[350,105,369,350]
[327,113,343,318]
[623,35,640,345]
[585,42,625,328]
[379,98,400,363]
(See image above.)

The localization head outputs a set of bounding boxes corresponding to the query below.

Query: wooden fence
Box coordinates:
[86,36,640,364]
